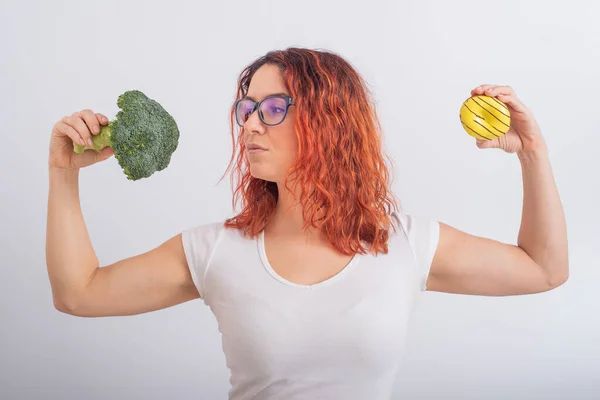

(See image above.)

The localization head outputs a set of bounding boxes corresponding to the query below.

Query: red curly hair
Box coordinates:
[219,47,401,256]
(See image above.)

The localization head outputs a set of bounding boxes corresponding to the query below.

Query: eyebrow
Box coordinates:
[244,92,289,101]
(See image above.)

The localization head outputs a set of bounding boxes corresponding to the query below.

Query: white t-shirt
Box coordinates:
[181,209,440,400]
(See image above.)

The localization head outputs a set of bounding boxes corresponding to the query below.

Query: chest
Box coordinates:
[263,233,357,286]
[204,229,420,379]
[208,256,414,381]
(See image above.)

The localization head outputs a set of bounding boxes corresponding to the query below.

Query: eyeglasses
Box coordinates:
[234,94,294,127]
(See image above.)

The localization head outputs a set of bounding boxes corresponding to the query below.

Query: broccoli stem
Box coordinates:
[73,125,112,154]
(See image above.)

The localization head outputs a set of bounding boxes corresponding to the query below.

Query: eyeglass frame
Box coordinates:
[234,94,295,127]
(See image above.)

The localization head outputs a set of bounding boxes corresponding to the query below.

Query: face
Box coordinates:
[241,64,298,184]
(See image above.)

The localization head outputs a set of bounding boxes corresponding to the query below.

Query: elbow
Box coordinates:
[53,293,82,315]
[51,268,98,316]
[547,265,569,290]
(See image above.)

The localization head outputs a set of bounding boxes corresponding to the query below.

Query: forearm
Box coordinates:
[46,167,99,306]
[517,144,569,283]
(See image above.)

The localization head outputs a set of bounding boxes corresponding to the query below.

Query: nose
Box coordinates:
[244,108,266,135]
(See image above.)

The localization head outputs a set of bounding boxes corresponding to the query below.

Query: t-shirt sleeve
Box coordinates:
[180,221,224,300]
[393,210,441,291]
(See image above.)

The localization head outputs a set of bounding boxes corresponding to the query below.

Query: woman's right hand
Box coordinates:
[49,109,115,170]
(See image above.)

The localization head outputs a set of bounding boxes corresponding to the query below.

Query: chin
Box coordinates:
[249,164,278,183]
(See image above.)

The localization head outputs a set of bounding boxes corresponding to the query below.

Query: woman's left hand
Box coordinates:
[471,85,546,154]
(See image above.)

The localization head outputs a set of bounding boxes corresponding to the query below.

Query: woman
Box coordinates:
[46,48,568,399]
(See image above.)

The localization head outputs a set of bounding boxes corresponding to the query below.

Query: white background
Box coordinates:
[1,0,599,398]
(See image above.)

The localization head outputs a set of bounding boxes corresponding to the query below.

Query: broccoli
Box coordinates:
[73,90,180,181]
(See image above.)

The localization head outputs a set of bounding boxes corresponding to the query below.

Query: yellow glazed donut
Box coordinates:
[459,95,511,140]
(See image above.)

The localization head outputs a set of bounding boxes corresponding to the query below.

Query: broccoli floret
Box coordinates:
[73,90,180,181]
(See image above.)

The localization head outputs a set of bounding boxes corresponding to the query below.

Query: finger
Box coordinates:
[78,109,101,136]
[65,114,93,147]
[485,86,528,113]
[56,121,86,147]
[496,94,527,113]
[80,147,114,167]
[484,85,513,97]
[96,147,114,162]
[471,84,495,96]
[476,137,499,149]
[95,113,109,126]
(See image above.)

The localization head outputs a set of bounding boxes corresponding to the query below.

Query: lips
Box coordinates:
[246,144,267,151]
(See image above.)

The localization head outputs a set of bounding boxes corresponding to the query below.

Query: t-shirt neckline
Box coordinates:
[257,229,362,291]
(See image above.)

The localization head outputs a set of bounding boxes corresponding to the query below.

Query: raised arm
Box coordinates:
[46,110,199,317]
[425,85,569,296]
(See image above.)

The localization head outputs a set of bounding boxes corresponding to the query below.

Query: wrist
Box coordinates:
[49,165,80,182]
[517,136,548,160]
[517,145,550,166]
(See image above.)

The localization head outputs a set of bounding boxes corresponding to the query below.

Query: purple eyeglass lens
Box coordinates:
[260,97,288,124]
[236,99,255,124]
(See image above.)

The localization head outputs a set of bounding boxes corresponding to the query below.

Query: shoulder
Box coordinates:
[180,220,233,299]
[389,208,440,243]
[389,208,441,290]
[181,220,230,261]
[182,220,227,240]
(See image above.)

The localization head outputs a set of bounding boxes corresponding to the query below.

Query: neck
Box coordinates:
[267,181,324,242]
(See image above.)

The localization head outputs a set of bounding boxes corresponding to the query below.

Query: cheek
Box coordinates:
[280,109,298,152]
[273,125,298,158]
